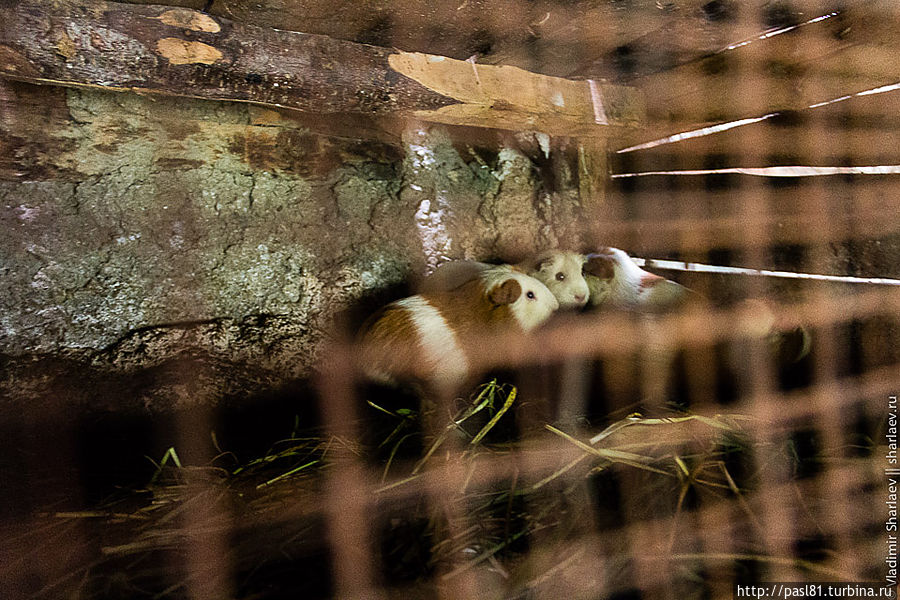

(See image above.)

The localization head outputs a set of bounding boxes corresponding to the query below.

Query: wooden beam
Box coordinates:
[120,0,884,83]
[0,0,642,136]
[124,0,706,78]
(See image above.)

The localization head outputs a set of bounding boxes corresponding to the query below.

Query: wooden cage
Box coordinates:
[1,1,898,599]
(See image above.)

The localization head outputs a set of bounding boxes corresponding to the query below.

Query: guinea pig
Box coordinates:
[517,250,589,309]
[421,250,589,310]
[583,247,691,311]
[358,266,560,394]
[579,247,809,409]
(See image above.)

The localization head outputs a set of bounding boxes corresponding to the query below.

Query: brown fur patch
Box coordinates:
[358,274,534,386]
[358,305,427,381]
[584,254,615,279]
[639,273,665,290]
[423,278,521,349]
[488,279,521,306]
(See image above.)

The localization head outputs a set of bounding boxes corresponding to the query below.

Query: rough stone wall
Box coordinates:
[0,83,589,411]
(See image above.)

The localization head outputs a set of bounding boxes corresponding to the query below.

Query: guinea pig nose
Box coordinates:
[574,294,586,303]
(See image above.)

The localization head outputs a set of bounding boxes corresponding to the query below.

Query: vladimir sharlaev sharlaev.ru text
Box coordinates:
[735,583,896,599]
[887,394,899,586]
[862,393,900,600]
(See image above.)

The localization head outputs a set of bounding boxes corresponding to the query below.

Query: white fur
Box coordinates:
[396,296,470,388]
[480,266,560,330]
[586,247,689,310]
[423,250,588,309]
[362,268,558,391]
[519,250,589,309]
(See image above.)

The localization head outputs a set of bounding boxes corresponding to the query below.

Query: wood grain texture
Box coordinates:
[0,0,456,113]
[119,0,882,81]
[0,0,642,135]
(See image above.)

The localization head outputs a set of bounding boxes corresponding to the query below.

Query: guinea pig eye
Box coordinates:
[555,272,566,281]
[526,290,536,299]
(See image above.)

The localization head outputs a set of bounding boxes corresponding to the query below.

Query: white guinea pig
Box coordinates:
[359,266,559,392]
[421,250,589,310]
[583,247,691,311]
[518,250,589,309]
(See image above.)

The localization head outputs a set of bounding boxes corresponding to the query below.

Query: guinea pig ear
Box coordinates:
[489,278,522,305]
[533,255,553,272]
[584,254,615,279]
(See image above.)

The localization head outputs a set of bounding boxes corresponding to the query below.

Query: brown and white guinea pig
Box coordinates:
[583,247,692,311]
[358,266,560,393]
[420,250,589,310]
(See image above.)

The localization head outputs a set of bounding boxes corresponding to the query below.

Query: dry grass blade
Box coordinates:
[412,379,516,474]
[546,424,670,474]
[588,414,748,445]
[469,383,517,446]
[255,459,320,489]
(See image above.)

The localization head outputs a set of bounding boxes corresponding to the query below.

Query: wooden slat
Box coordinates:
[605,174,900,214]
[588,210,900,256]
[0,0,642,136]
[611,88,900,172]
[636,1,900,127]
[589,177,900,258]
[614,84,900,154]
[640,51,900,132]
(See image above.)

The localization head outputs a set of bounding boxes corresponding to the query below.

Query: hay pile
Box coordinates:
[14,380,858,599]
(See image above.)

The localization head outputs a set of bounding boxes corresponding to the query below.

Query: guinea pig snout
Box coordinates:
[558,280,590,308]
